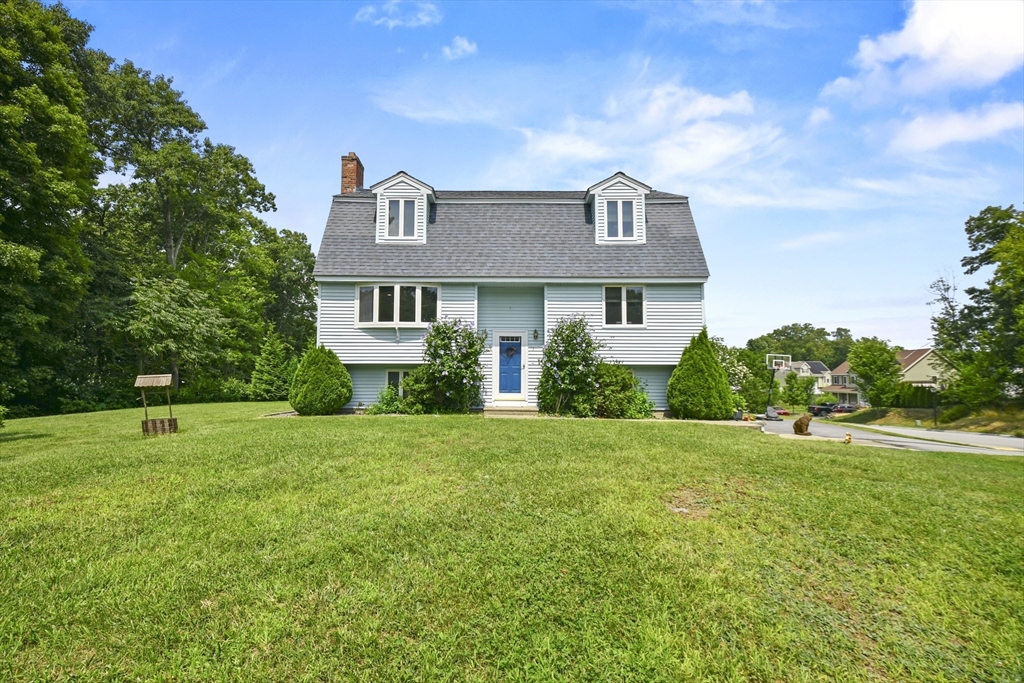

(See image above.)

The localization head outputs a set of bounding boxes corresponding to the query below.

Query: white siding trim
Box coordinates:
[316,276,708,284]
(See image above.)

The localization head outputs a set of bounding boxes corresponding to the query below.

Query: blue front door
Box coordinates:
[499,337,522,394]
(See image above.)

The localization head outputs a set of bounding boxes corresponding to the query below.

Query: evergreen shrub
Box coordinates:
[251,333,293,401]
[538,316,602,417]
[288,346,353,416]
[594,362,654,419]
[667,327,734,420]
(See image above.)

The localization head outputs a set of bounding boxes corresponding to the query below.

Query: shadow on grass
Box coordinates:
[0,432,51,443]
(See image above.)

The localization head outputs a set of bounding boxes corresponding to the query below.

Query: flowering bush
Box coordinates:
[538,316,603,416]
[418,319,488,413]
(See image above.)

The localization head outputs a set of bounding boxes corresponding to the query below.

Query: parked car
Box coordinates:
[772,407,791,416]
[807,403,836,417]
[832,404,856,413]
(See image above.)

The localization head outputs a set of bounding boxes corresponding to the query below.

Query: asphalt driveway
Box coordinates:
[760,418,1023,456]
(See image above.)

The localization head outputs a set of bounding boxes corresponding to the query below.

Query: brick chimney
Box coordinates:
[341,152,364,193]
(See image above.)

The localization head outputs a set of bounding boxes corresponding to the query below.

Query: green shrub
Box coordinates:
[938,404,972,424]
[251,333,294,401]
[288,346,353,416]
[667,327,734,420]
[594,362,653,419]
[538,316,602,417]
[0,404,6,430]
[365,384,405,415]
[220,377,251,402]
[622,387,656,419]
[817,392,838,405]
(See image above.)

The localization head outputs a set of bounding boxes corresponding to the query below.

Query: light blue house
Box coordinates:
[313,153,710,411]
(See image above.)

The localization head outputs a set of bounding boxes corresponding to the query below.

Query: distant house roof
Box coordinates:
[794,360,830,374]
[831,349,937,376]
[314,190,709,280]
[897,348,932,371]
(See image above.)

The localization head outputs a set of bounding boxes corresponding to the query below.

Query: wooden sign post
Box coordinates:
[135,374,177,435]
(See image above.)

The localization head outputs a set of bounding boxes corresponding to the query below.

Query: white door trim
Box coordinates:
[492,330,528,403]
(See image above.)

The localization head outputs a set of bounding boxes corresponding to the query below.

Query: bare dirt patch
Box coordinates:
[666,479,754,519]
[666,488,711,518]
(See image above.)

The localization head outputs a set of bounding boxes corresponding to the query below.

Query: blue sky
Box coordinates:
[70,0,1024,348]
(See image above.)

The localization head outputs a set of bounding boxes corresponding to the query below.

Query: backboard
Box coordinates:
[766,354,791,371]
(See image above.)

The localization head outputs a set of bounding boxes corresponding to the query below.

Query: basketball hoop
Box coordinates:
[763,354,791,416]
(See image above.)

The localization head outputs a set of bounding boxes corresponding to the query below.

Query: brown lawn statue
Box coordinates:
[793,414,812,436]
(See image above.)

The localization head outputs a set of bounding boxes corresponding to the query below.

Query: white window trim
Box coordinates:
[384,198,418,240]
[604,199,638,241]
[356,283,441,328]
[602,285,647,328]
[491,330,528,403]
[386,369,412,397]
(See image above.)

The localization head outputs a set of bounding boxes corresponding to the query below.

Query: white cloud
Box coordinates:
[442,36,477,61]
[824,0,1024,99]
[806,106,832,127]
[889,102,1024,153]
[354,1,441,29]
[484,80,771,189]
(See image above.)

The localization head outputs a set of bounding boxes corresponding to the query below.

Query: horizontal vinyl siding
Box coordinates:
[439,283,477,325]
[478,286,544,405]
[343,364,418,409]
[629,365,674,410]
[545,283,702,365]
[320,282,479,366]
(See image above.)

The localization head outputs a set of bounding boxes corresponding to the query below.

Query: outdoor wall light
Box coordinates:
[533,329,539,340]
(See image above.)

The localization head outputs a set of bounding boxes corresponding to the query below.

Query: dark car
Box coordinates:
[832,404,856,413]
[807,403,835,416]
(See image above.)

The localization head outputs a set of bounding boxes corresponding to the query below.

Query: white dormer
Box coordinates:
[586,172,651,245]
[370,172,435,244]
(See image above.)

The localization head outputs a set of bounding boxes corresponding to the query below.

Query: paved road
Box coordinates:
[761,419,1023,456]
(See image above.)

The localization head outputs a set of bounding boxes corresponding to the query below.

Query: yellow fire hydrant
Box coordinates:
[844,432,852,444]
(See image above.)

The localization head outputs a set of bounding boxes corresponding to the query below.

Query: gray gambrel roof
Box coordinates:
[313,189,710,280]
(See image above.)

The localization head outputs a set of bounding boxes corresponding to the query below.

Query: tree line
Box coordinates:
[1,0,316,416]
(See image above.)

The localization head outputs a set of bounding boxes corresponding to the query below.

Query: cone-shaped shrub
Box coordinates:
[251,333,293,401]
[288,346,352,415]
[667,327,733,420]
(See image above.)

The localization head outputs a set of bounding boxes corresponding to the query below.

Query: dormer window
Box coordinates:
[388,199,416,238]
[587,172,651,245]
[370,171,435,244]
[606,200,634,239]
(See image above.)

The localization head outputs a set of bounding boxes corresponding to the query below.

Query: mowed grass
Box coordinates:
[1,404,1022,682]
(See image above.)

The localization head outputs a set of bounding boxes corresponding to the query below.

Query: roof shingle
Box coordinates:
[314,194,709,279]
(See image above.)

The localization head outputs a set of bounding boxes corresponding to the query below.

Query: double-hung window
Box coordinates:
[605,200,634,239]
[387,370,411,397]
[358,284,438,325]
[387,199,417,238]
[604,286,644,325]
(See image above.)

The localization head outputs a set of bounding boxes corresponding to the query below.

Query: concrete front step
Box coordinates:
[484,405,539,418]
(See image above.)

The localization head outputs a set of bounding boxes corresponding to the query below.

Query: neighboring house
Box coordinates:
[778,361,832,392]
[821,348,947,406]
[313,153,709,411]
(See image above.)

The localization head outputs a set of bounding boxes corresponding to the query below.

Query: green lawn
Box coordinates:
[1,404,1021,681]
